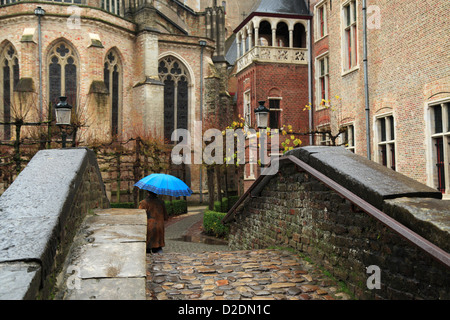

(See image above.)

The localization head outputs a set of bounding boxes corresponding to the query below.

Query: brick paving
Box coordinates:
[145,207,352,300]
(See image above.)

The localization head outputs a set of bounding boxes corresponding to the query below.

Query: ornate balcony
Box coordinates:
[237,46,308,73]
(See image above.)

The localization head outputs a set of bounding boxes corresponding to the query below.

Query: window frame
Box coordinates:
[340,122,355,153]
[428,100,450,194]
[375,113,396,171]
[314,0,328,41]
[315,52,329,110]
[341,0,358,74]
[316,124,331,146]
[243,89,251,129]
[267,97,282,130]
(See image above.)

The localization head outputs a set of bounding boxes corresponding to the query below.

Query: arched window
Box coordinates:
[104,50,122,137]
[293,23,306,48]
[0,43,19,140]
[158,56,190,143]
[48,41,78,111]
[275,22,289,47]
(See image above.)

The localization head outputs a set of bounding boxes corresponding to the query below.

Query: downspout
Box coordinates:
[362,0,371,159]
[307,18,313,145]
[199,40,206,203]
[37,10,44,121]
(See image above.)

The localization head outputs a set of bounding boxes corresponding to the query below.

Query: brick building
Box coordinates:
[231,0,313,190]
[309,0,450,197]
[0,0,233,199]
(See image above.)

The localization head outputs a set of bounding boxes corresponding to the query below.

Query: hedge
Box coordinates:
[110,202,135,208]
[203,210,229,238]
[213,196,240,213]
[110,200,188,216]
[165,199,188,216]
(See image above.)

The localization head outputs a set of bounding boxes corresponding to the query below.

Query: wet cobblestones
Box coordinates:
[146,249,351,300]
[145,207,351,300]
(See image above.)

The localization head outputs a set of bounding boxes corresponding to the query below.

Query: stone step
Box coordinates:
[54,208,147,300]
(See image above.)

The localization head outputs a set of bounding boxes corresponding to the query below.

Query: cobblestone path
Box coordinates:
[145,207,351,300]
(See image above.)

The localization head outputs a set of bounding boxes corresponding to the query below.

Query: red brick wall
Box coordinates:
[236,62,310,137]
[310,0,450,191]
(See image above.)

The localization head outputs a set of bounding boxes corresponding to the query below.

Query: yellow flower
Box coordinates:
[335,95,340,100]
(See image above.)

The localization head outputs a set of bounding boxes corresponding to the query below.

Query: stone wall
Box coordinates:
[225,146,450,299]
[0,148,109,299]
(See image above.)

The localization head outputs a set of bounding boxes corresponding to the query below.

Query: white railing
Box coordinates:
[237,46,308,73]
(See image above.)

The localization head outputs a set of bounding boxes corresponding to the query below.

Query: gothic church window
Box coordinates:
[158,56,190,143]
[0,44,19,140]
[48,42,78,111]
[104,50,122,137]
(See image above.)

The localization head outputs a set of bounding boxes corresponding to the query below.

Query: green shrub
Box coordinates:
[203,210,229,238]
[164,199,188,216]
[111,202,135,208]
[227,195,239,210]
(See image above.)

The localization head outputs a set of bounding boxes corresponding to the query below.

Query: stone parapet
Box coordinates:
[227,146,450,299]
[0,148,109,299]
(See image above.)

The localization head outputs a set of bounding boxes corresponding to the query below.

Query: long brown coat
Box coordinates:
[139,196,169,250]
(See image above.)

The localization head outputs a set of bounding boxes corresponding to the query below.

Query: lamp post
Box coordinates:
[34,6,45,121]
[55,96,72,148]
[255,101,269,169]
[254,100,269,129]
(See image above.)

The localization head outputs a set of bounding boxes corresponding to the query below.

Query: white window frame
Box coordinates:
[315,52,329,110]
[340,122,355,152]
[426,99,450,196]
[341,0,359,75]
[374,113,396,171]
[243,90,251,129]
[317,124,331,146]
[314,0,328,41]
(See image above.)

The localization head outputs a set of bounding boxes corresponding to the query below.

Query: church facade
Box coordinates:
[0,0,232,198]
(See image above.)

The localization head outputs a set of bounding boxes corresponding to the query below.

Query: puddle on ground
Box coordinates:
[176,234,228,245]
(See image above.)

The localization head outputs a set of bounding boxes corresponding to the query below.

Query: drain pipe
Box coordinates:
[34,6,45,122]
[362,0,371,159]
[307,18,313,145]
[199,40,207,203]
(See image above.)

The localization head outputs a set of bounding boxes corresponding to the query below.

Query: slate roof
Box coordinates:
[250,0,310,16]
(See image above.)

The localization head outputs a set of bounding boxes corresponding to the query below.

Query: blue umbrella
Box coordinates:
[134,173,193,197]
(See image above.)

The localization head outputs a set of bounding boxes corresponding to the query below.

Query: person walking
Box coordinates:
[139,191,169,254]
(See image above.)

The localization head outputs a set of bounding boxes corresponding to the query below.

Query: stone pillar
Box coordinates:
[272,28,276,47]
[236,34,241,58]
[133,30,164,138]
[131,2,165,139]
[289,29,293,48]
[254,27,259,47]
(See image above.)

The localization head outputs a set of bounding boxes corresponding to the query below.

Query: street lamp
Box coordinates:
[254,100,269,129]
[34,6,45,121]
[255,101,270,169]
[55,96,72,148]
